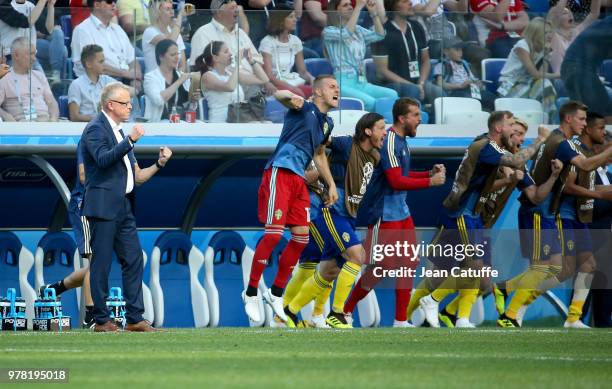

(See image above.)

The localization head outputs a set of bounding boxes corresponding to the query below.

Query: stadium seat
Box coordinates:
[556,96,569,111]
[139,95,146,117]
[434,97,482,124]
[264,96,288,123]
[65,59,74,80]
[602,59,612,84]
[328,109,370,127]
[420,110,429,124]
[481,58,506,94]
[33,232,81,321]
[364,58,376,83]
[515,111,550,129]
[0,232,36,329]
[150,231,211,328]
[524,0,550,13]
[337,97,365,111]
[304,58,333,77]
[494,97,542,112]
[444,111,490,129]
[58,95,69,119]
[60,15,72,53]
[374,96,398,123]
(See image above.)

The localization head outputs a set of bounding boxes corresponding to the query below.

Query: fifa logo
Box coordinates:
[360,162,374,194]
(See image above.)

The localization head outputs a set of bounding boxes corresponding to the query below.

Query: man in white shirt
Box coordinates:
[0,37,58,121]
[71,0,142,91]
[189,0,262,73]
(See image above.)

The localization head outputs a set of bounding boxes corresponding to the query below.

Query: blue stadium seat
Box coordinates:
[481,58,506,94]
[304,58,333,77]
[150,231,212,328]
[374,96,398,123]
[199,98,209,121]
[33,232,80,322]
[58,95,69,119]
[338,97,365,111]
[139,95,146,117]
[602,59,612,84]
[65,59,74,80]
[556,96,570,111]
[264,96,288,123]
[0,232,36,327]
[60,15,72,53]
[524,0,550,13]
[420,110,429,124]
[364,58,376,83]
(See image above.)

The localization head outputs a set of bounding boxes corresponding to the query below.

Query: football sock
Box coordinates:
[283,262,316,307]
[406,278,433,319]
[506,265,554,319]
[247,226,283,295]
[343,278,370,314]
[49,280,67,296]
[567,272,594,323]
[332,262,361,313]
[395,288,411,321]
[272,232,309,293]
[288,269,331,315]
[313,280,333,316]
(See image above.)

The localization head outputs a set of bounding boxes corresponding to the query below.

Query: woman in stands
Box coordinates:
[496,17,558,121]
[143,39,199,122]
[196,41,268,123]
[323,0,398,111]
[259,5,314,98]
[548,0,601,75]
[142,0,190,73]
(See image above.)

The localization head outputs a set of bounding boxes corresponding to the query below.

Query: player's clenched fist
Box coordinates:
[130,124,145,142]
[158,146,172,167]
[537,125,551,141]
[550,158,563,175]
[430,171,446,186]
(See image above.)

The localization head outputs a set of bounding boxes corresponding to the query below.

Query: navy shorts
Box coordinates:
[68,197,91,256]
[300,208,361,267]
[518,212,562,263]
[427,214,490,270]
[559,218,593,256]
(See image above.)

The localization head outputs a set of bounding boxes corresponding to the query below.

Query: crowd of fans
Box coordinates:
[0,0,610,124]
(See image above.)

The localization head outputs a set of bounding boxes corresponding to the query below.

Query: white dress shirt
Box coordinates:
[102,110,134,194]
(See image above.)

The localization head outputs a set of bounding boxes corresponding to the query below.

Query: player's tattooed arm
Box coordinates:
[313,144,338,206]
[274,90,305,109]
[500,125,550,169]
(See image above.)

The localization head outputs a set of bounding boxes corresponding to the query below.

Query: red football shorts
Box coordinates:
[257,167,310,227]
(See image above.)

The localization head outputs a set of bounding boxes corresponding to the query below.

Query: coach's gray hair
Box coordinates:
[10,37,30,54]
[100,82,131,111]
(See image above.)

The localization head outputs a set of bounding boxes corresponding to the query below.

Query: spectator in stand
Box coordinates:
[71,0,92,27]
[117,0,151,47]
[549,0,612,22]
[470,0,529,58]
[548,0,600,75]
[411,0,467,42]
[433,36,495,110]
[561,15,612,124]
[0,0,66,83]
[259,5,314,98]
[196,41,268,122]
[0,37,59,122]
[189,0,259,69]
[68,44,133,121]
[373,0,445,103]
[143,39,199,122]
[323,0,397,111]
[142,0,190,73]
[497,17,558,119]
[71,0,143,92]
[0,0,31,29]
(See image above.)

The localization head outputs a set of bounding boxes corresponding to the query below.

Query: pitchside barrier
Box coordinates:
[2,123,611,327]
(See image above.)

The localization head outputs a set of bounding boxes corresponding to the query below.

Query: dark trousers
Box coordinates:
[88,197,144,325]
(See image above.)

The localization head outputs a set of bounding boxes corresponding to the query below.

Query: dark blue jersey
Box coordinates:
[265,100,334,178]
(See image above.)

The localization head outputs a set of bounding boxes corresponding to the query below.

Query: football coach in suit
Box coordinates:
[81,82,172,332]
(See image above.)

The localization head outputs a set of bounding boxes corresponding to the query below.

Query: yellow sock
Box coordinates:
[567,300,586,323]
[505,273,526,293]
[332,262,361,313]
[288,269,331,314]
[505,265,551,319]
[406,278,433,319]
[313,280,334,316]
[567,271,592,322]
[431,277,458,302]
[283,262,316,307]
[445,295,459,315]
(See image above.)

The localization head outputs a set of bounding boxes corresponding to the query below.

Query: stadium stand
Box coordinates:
[481,58,507,94]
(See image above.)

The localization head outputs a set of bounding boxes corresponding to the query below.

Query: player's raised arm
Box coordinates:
[569,144,612,172]
[499,125,550,169]
[274,90,305,110]
[313,144,337,206]
[523,159,563,204]
[563,164,612,201]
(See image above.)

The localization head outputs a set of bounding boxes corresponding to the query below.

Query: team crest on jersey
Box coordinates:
[323,122,330,136]
[567,240,575,251]
[543,245,551,256]
[342,232,350,242]
[274,209,283,220]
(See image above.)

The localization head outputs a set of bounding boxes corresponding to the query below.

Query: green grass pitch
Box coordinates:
[1,328,611,388]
